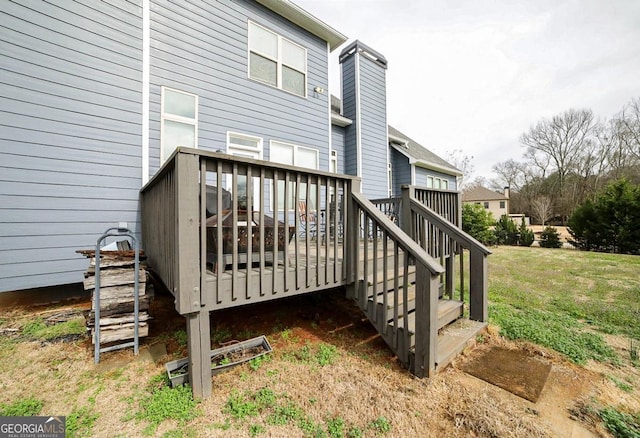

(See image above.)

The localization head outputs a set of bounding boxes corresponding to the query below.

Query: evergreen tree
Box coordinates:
[518,218,535,246]
[462,203,495,245]
[568,179,640,254]
[494,215,519,245]
[539,226,563,248]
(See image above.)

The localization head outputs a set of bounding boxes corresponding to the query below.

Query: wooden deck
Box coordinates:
[140,148,490,399]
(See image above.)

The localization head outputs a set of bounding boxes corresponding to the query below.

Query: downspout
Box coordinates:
[141,0,150,184]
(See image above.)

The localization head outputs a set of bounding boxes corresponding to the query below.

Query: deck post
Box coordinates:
[413,264,439,377]
[469,249,488,322]
[400,185,413,239]
[186,309,211,400]
[345,179,361,299]
[174,150,211,398]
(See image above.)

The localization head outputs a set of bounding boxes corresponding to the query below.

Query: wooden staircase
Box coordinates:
[357,263,486,374]
[349,189,491,377]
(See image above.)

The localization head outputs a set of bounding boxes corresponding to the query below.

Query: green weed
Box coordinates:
[249,424,266,436]
[326,417,345,438]
[135,385,199,435]
[490,304,617,364]
[21,317,85,341]
[368,416,392,434]
[599,407,640,437]
[161,427,196,438]
[347,426,364,438]
[249,354,271,371]
[608,376,634,393]
[66,406,99,438]
[0,397,42,416]
[316,344,338,366]
[223,390,259,420]
[174,330,187,348]
[266,402,302,425]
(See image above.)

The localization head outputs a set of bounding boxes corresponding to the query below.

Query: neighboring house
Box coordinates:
[462,186,510,220]
[1,1,460,294]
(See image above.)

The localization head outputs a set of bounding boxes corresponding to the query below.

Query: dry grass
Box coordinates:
[1,246,640,436]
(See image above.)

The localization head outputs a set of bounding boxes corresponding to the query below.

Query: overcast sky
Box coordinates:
[296,0,640,180]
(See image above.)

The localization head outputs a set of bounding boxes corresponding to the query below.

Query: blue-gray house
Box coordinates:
[1,0,487,398]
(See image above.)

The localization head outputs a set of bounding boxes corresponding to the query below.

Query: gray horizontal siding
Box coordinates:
[148,0,331,176]
[0,0,143,293]
[390,149,411,196]
[331,126,346,174]
[414,166,458,191]
[358,56,388,199]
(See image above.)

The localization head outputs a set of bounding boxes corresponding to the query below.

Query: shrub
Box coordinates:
[569,179,640,254]
[494,215,519,245]
[539,226,563,248]
[462,203,495,245]
[518,219,535,247]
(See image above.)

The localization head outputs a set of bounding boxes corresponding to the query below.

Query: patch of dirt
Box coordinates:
[460,346,552,402]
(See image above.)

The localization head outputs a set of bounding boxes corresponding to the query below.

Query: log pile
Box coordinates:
[77,249,151,344]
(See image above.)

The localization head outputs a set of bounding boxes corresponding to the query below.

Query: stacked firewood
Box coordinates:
[77,249,150,344]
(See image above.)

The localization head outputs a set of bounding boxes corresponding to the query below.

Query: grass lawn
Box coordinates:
[0,246,639,437]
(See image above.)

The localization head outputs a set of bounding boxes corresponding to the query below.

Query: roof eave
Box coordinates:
[256,0,348,51]
[331,113,353,127]
[414,160,463,176]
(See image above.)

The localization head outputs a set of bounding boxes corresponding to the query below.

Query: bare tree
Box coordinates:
[618,97,640,160]
[446,149,475,189]
[491,159,529,191]
[531,196,553,225]
[520,109,596,196]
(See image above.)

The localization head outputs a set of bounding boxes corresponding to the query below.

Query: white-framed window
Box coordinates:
[442,180,449,190]
[248,21,307,97]
[161,87,198,164]
[330,150,338,173]
[226,132,263,210]
[227,132,263,159]
[270,140,318,210]
[427,176,434,188]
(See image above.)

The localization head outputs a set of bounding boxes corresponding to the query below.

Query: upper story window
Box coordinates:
[161,87,197,164]
[484,202,490,209]
[227,132,262,159]
[499,201,506,209]
[248,21,307,97]
[330,150,337,173]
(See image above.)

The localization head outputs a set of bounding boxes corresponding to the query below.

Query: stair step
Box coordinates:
[389,299,463,334]
[435,319,487,370]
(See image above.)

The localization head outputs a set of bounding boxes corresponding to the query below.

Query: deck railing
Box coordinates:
[401,185,490,322]
[349,191,445,377]
[141,148,356,314]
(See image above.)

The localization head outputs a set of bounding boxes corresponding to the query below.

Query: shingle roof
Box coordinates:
[387,126,461,175]
[462,186,508,202]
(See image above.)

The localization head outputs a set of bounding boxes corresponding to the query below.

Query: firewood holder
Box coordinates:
[94,226,141,363]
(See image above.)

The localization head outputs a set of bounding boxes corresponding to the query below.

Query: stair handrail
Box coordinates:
[350,192,444,378]
[408,196,491,323]
[351,192,445,275]
[408,198,491,256]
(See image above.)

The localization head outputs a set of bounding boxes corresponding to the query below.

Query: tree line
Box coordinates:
[486,97,640,225]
